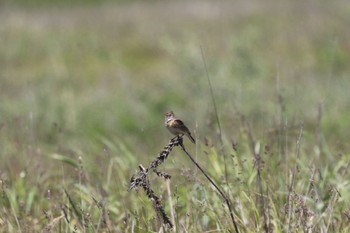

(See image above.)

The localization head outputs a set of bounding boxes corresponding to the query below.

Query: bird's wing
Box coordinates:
[173,119,189,131]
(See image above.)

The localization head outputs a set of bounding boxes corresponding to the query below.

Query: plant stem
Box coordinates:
[180,143,240,233]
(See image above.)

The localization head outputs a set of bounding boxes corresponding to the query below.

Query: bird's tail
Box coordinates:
[187,133,196,144]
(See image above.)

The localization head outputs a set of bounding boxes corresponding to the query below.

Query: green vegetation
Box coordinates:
[1,1,350,232]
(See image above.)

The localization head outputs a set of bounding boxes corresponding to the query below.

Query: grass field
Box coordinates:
[1,0,350,232]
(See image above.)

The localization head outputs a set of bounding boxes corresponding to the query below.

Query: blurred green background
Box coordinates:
[1,0,350,231]
[2,0,349,148]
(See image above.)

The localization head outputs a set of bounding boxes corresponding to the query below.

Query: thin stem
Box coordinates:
[287,122,304,232]
[200,46,222,144]
[180,143,239,233]
[200,46,229,193]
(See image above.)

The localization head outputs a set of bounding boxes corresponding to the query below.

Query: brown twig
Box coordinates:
[129,135,240,232]
[129,137,182,229]
[179,140,240,233]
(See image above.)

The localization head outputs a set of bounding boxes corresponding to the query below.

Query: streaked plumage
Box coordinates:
[164,111,195,144]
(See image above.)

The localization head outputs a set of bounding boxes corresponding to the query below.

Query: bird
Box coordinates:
[164,111,195,144]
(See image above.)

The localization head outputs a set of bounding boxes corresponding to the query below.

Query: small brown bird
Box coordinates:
[164,111,195,144]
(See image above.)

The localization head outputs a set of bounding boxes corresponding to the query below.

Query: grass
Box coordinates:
[1,0,350,232]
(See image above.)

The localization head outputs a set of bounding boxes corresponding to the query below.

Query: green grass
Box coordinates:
[1,0,350,232]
